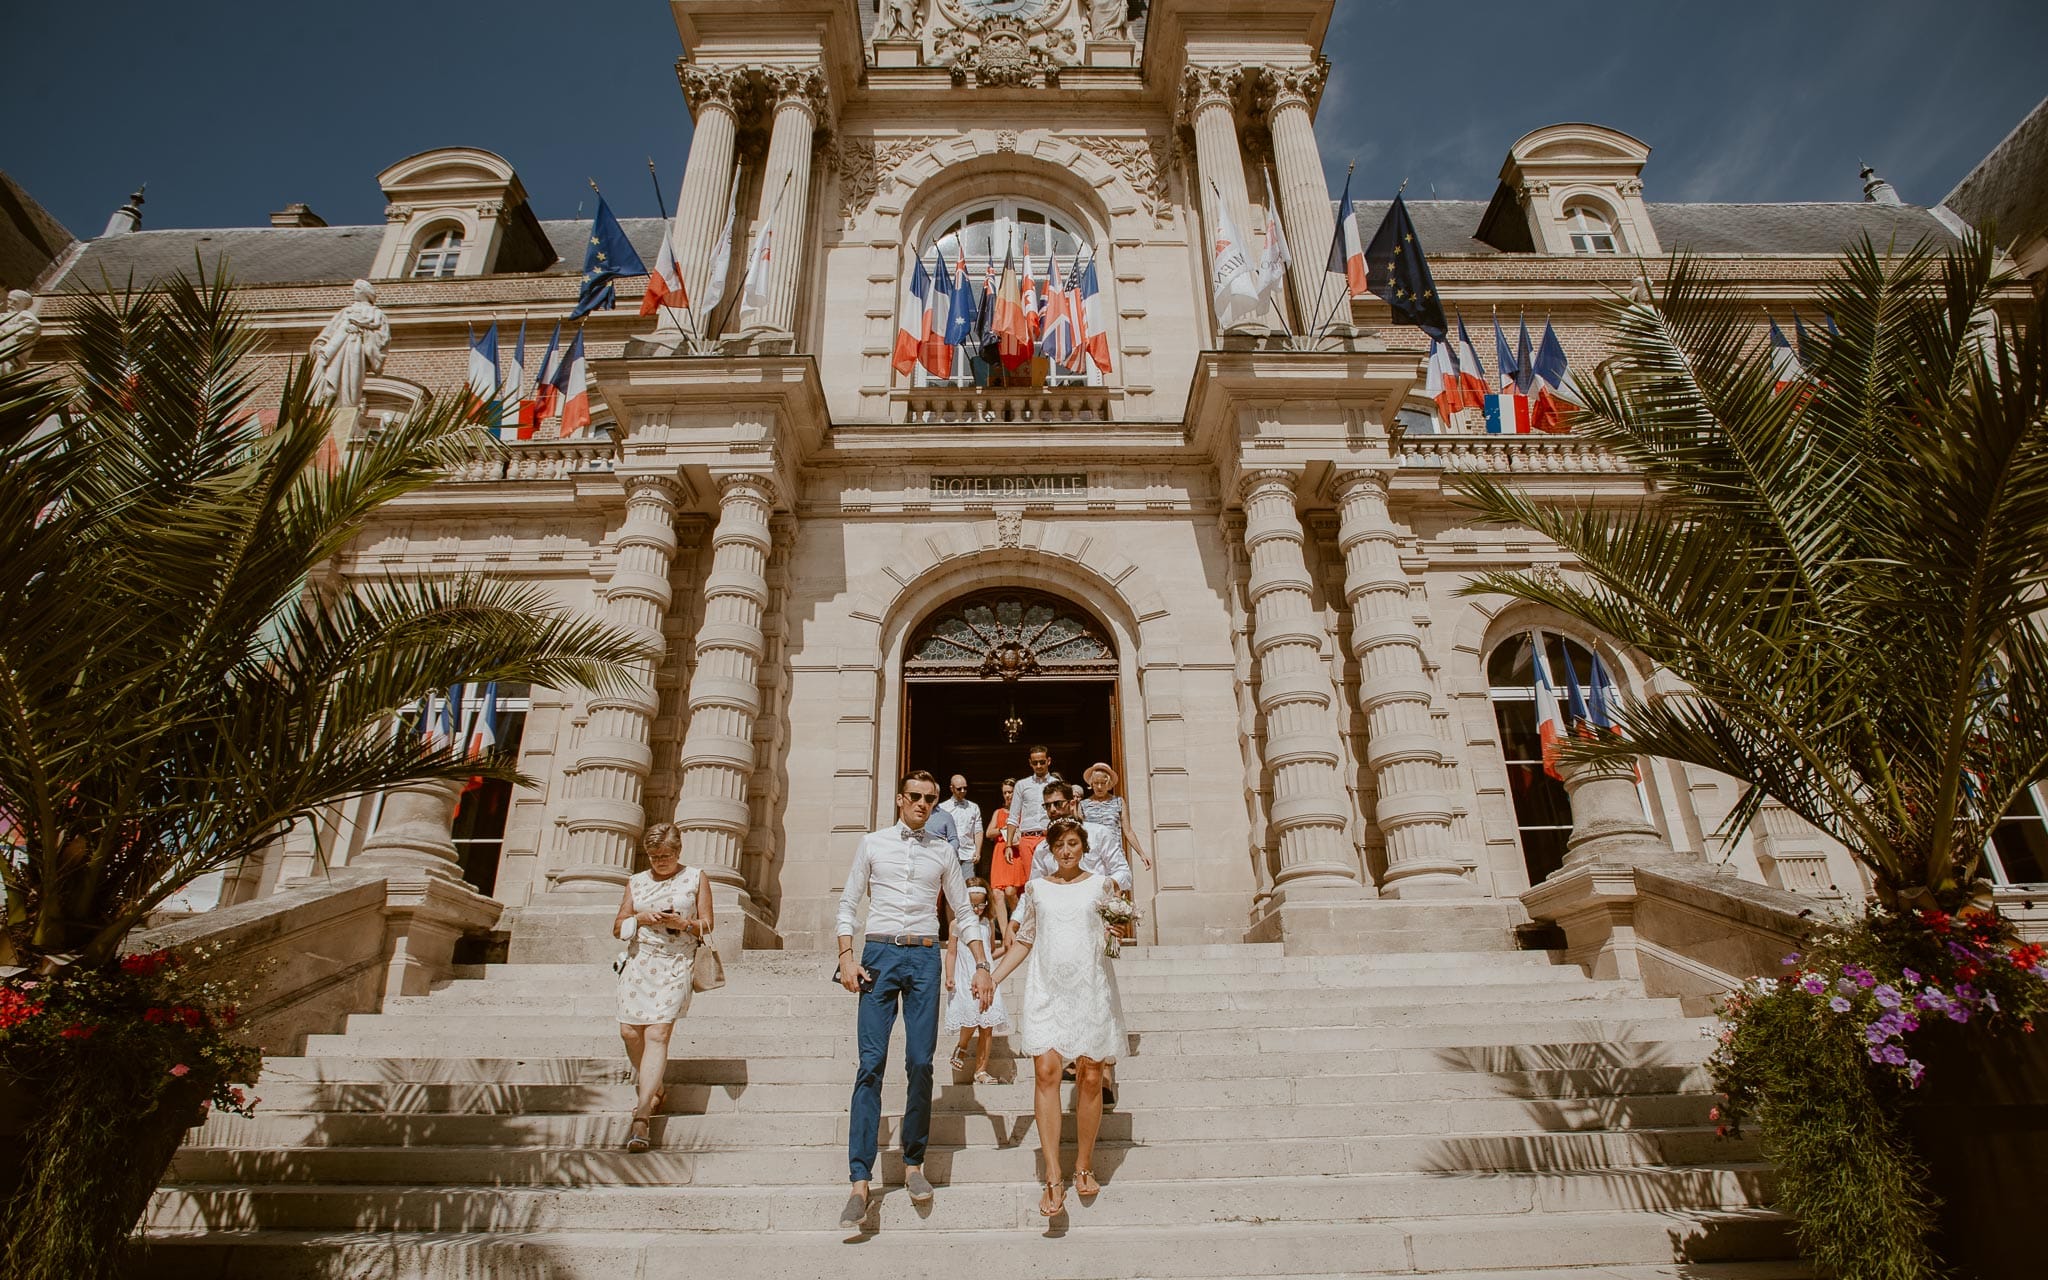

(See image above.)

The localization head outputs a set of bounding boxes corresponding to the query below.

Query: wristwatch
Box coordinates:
[974,962,992,973]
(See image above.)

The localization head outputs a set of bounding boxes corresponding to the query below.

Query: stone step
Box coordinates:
[337,996,1688,1040]
[148,1166,1775,1234]
[190,1092,1712,1149]
[394,971,1618,1014]
[264,1041,1713,1086]
[302,1017,1713,1060]
[131,1210,1796,1278]
[169,1126,1754,1187]
[245,1062,1717,1115]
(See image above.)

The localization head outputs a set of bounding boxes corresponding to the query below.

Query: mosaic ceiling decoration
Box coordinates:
[905,589,1116,679]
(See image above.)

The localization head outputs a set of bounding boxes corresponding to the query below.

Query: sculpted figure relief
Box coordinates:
[1089,0,1142,40]
[0,290,42,375]
[873,0,923,41]
[309,279,390,409]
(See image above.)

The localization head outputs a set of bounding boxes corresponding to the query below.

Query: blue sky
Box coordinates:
[6,0,2044,234]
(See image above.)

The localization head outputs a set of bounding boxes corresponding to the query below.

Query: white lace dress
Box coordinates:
[614,867,701,1025]
[941,936,1012,1035]
[1013,873,1127,1063]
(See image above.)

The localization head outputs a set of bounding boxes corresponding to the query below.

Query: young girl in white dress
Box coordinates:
[943,878,1011,1084]
[988,817,1129,1219]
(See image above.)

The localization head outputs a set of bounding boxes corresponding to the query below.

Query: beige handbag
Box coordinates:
[691,943,726,992]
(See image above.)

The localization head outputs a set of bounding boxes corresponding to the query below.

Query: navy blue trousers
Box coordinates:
[847,941,942,1182]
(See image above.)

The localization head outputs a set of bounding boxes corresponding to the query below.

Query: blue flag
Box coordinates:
[944,255,977,347]
[570,195,648,320]
[1513,312,1536,396]
[1493,310,1516,392]
[1363,193,1447,341]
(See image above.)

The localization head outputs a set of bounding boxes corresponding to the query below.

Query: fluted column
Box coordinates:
[668,64,746,332]
[553,474,686,891]
[1333,471,1477,898]
[742,65,827,341]
[1261,62,1339,332]
[1179,64,1280,334]
[1239,470,1362,891]
[674,474,777,909]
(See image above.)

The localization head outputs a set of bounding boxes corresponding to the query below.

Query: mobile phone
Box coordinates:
[826,964,875,992]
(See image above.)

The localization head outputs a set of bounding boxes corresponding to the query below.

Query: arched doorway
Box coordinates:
[900,588,1120,859]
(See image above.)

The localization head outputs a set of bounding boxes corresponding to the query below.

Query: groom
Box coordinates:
[835,770,994,1232]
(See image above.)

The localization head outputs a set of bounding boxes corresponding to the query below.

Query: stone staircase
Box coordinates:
[139,942,1809,1279]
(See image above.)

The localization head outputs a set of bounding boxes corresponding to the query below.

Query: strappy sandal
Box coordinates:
[1073,1169,1101,1199]
[973,1069,997,1084]
[624,1113,652,1154]
[949,1046,969,1072]
[1038,1177,1067,1218]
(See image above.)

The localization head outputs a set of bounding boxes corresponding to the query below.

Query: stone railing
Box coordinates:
[898,385,1119,425]
[442,439,620,483]
[1397,433,1634,475]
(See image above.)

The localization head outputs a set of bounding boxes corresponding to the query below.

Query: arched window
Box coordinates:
[1486,630,1639,883]
[410,228,465,278]
[1563,202,1620,254]
[906,198,1103,390]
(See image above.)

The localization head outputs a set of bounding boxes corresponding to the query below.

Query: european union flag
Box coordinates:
[1364,193,1447,342]
[569,195,648,320]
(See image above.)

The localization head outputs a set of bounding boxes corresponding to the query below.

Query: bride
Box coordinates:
[986,816,1128,1218]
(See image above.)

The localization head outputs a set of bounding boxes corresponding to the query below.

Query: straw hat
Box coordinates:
[1085,762,1118,789]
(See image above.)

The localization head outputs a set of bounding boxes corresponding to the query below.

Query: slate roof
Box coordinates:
[1941,94,2048,253]
[1338,198,1957,257]
[45,218,670,291]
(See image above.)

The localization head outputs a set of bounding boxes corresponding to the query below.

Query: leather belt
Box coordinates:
[865,933,937,947]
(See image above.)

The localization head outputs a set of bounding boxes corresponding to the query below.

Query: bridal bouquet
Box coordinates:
[1096,896,1141,957]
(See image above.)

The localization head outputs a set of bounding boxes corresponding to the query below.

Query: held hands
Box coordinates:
[971,968,994,1011]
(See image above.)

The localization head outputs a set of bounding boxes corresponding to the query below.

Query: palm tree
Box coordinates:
[1457,234,2048,911]
[0,270,651,968]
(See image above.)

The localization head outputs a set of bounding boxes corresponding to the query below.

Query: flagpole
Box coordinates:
[645,156,701,346]
[709,168,793,343]
[1305,160,1352,350]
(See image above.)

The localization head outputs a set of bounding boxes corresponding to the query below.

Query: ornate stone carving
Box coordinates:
[1176,64,1242,125]
[383,202,413,222]
[995,509,1023,547]
[1086,0,1133,40]
[1067,134,1174,225]
[474,200,503,220]
[906,589,1117,679]
[763,64,829,117]
[1260,61,1328,113]
[1615,177,1644,197]
[676,63,746,114]
[0,291,41,376]
[934,15,1077,88]
[872,0,924,42]
[1518,180,1552,201]
[828,134,947,223]
[309,280,391,410]
[996,129,1019,153]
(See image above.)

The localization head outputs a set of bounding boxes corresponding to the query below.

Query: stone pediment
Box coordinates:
[872,0,1139,80]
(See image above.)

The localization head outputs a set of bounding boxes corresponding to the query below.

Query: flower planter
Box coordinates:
[1905,1025,2048,1280]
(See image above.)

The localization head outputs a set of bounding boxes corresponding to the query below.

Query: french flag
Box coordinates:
[1326,170,1367,296]
[461,681,499,792]
[525,323,561,436]
[1483,309,1530,433]
[1531,633,1569,780]
[921,250,955,378]
[892,254,931,376]
[1022,249,1045,342]
[436,685,463,753]
[466,323,500,427]
[1530,319,1581,435]
[556,329,591,437]
[1767,315,1802,392]
[1040,261,1078,367]
[1453,314,1488,411]
[640,223,688,316]
[1426,340,1459,420]
[1077,259,1112,373]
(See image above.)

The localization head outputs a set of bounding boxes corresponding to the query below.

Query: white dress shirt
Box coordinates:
[1031,820,1131,890]
[937,796,983,862]
[836,822,988,946]
[1009,774,1052,834]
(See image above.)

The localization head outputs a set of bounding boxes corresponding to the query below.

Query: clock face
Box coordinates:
[960,0,1055,20]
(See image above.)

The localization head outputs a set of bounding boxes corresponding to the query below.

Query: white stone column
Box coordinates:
[741,65,827,343]
[1180,64,1280,334]
[553,474,686,891]
[355,777,504,996]
[1261,62,1339,332]
[669,65,746,332]
[1333,471,1477,898]
[674,473,777,937]
[355,779,467,880]
[1239,470,1362,893]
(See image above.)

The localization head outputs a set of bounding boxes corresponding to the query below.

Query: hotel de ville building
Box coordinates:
[32,0,2041,962]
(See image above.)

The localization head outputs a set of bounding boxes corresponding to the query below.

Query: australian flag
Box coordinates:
[1364,193,1447,342]
[570,195,648,320]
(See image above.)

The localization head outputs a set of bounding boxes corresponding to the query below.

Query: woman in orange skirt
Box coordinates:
[987,777,1025,948]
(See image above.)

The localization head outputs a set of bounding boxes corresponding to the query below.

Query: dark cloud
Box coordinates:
[6,1,2044,236]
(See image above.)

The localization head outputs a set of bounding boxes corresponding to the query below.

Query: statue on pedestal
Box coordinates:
[873,0,923,42]
[309,279,390,409]
[0,290,42,375]
[1088,0,1141,40]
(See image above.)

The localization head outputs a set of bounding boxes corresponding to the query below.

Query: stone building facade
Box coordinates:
[35,0,2039,957]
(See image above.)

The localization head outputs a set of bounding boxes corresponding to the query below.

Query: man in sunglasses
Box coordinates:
[834,769,994,1232]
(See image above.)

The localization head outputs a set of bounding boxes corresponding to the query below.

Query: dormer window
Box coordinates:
[1564,202,1620,254]
[410,229,465,278]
